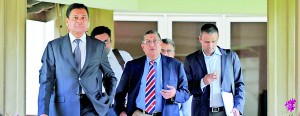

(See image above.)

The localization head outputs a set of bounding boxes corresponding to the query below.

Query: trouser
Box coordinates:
[209,111,226,116]
[132,109,162,116]
[80,94,99,116]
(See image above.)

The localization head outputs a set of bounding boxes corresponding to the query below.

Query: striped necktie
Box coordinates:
[145,61,156,114]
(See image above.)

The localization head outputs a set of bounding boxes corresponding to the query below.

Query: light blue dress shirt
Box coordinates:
[136,54,163,112]
[200,47,224,107]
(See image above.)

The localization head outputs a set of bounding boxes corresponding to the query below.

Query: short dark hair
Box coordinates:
[162,38,175,51]
[200,23,219,36]
[142,30,161,42]
[66,3,89,18]
[91,26,111,41]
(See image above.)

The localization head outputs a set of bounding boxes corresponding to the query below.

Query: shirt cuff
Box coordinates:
[200,78,207,92]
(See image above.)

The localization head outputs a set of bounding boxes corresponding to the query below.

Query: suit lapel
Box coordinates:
[220,48,227,87]
[161,55,170,89]
[61,34,80,74]
[80,37,93,74]
[134,56,146,91]
[161,55,169,108]
[136,56,146,81]
[196,50,208,75]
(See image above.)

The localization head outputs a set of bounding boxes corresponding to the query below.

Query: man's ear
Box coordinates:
[198,35,202,43]
[66,18,69,26]
[158,41,162,46]
[141,44,145,49]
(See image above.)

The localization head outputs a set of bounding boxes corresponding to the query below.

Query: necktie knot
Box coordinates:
[149,61,155,66]
[74,39,81,45]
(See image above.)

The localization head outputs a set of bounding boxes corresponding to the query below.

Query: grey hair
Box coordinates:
[161,38,175,51]
[142,30,161,42]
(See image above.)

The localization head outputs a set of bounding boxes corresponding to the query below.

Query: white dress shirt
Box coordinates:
[69,33,86,94]
[69,33,86,70]
[102,48,133,92]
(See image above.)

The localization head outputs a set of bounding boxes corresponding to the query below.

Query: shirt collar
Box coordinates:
[202,47,222,57]
[146,54,161,65]
[107,47,113,58]
[69,33,86,43]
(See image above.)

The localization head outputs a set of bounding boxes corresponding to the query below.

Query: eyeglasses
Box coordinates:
[142,40,160,45]
[161,49,174,53]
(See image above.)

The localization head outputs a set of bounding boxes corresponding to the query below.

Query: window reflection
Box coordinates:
[231,22,267,116]
[114,21,158,58]
[172,22,215,61]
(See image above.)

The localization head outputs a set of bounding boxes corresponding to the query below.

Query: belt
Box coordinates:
[210,107,225,112]
[137,108,162,116]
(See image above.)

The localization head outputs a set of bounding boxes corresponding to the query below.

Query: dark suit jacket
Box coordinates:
[38,34,117,116]
[114,55,190,116]
[184,47,245,116]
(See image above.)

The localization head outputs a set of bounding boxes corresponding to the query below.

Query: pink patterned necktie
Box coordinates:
[145,61,156,114]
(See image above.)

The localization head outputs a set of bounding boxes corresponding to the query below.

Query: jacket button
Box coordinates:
[79,78,81,80]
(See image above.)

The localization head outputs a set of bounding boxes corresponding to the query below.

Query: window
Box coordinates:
[228,17,267,115]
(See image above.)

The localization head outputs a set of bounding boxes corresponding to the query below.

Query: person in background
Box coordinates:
[161,38,192,116]
[184,23,245,116]
[161,38,175,58]
[91,26,133,116]
[114,30,190,116]
[38,3,117,116]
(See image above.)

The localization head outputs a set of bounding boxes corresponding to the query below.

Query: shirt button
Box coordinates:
[79,78,81,80]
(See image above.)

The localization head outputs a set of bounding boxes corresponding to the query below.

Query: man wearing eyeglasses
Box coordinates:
[161,38,175,58]
[114,30,190,116]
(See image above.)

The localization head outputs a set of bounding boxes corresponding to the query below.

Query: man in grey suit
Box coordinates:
[38,3,117,116]
[184,24,245,116]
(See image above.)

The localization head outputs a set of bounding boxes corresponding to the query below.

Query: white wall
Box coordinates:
[26,20,55,115]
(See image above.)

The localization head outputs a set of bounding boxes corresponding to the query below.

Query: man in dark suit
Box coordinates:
[114,30,190,116]
[38,3,117,116]
[184,24,245,116]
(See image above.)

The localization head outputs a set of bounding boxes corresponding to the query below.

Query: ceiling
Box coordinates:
[27,0,55,14]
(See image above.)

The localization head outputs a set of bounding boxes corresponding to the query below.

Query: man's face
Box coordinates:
[199,32,219,56]
[95,33,111,53]
[161,43,175,58]
[141,33,162,60]
[66,8,89,35]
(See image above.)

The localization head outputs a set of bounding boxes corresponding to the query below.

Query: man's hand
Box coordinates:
[40,114,48,116]
[203,72,218,85]
[120,111,127,116]
[160,85,176,99]
[231,108,240,116]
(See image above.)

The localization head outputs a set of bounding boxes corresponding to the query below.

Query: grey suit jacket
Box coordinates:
[38,34,117,116]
